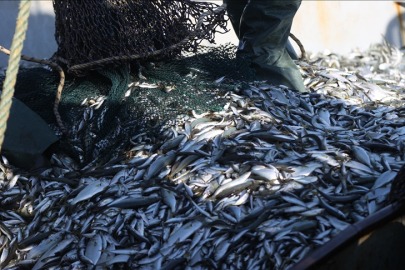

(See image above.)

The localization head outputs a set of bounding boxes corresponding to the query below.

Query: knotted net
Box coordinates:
[52,0,229,76]
[0,1,255,168]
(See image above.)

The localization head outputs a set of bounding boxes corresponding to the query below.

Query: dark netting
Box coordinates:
[0,44,255,168]
[51,0,229,76]
[0,0,256,168]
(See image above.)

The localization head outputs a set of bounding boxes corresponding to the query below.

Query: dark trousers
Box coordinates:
[223,0,305,92]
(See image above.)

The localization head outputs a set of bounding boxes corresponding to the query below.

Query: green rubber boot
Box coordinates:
[224,0,305,92]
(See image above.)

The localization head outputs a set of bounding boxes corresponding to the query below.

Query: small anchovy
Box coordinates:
[107,196,160,209]
[281,194,307,208]
[144,152,176,180]
[165,218,204,246]
[351,145,372,167]
[317,195,346,220]
[317,188,361,203]
[162,187,177,210]
[26,232,65,260]
[70,180,109,205]
[208,172,253,200]
[371,170,397,190]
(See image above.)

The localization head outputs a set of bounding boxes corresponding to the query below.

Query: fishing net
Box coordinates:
[0,0,255,168]
[51,0,229,76]
[1,46,254,168]
[0,0,258,168]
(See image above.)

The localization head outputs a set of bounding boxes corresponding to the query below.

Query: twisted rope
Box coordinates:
[0,0,31,152]
[289,33,307,62]
[0,45,67,134]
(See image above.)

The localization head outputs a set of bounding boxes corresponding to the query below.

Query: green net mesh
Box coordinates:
[0,44,254,168]
[0,0,257,168]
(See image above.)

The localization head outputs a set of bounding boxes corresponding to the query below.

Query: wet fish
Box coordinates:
[0,40,404,270]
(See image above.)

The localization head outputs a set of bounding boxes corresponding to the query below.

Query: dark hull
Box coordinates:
[291,202,405,270]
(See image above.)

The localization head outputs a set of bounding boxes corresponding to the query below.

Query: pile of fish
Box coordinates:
[1,41,405,270]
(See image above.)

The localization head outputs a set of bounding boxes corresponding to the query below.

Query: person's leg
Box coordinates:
[223,0,248,40]
[238,0,305,92]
